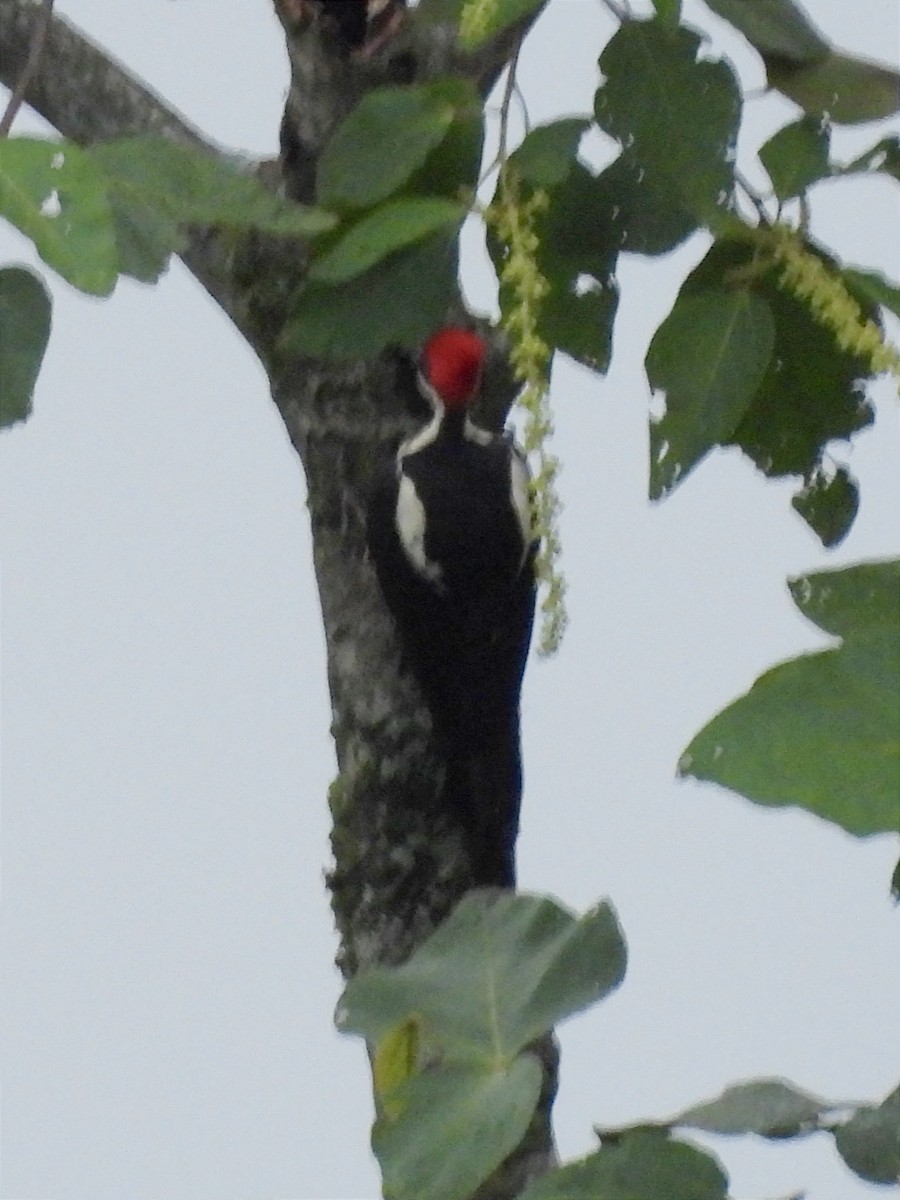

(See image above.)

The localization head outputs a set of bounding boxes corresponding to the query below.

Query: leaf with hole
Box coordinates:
[0,137,118,295]
[594,20,741,222]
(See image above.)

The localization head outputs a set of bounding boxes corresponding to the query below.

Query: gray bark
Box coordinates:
[0,0,558,1192]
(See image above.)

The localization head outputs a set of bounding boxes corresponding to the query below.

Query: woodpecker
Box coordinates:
[367,328,537,888]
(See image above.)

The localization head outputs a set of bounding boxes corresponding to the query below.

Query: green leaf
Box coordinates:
[317,86,456,210]
[836,135,900,182]
[676,1079,828,1137]
[337,891,626,1060]
[699,0,829,61]
[309,197,464,284]
[91,137,334,236]
[510,118,591,188]
[0,137,118,295]
[520,1130,729,1200]
[790,464,858,549]
[373,1057,542,1200]
[841,265,900,321]
[767,51,900,125]
[759,116,831,200]
[680,559,900,837]
[594,20,741,221]
[406,79,484,200]
[680,238,875,545]
[280,229,458,359]
[834,1085,900,1185]
[0,266,51,428]
[458,0,545,48]
[646,288,775,499]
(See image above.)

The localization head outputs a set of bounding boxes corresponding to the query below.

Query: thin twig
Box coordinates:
[477,34,523,187]
[0,0,55,137]
[598,0,629,22]
[735,169,771,226]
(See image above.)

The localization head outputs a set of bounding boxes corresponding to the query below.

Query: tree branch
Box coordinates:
[0,0,238,319]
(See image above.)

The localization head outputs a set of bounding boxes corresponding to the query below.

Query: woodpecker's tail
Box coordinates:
[443,720,523,888]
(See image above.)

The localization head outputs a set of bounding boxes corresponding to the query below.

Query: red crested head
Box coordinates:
[421,327,486,410]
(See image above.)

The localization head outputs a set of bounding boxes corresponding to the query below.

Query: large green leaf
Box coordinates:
[681,238,875,546]
[519,1131,729,1200]
[280,230,458,359]
[699,0,829,61]
[0,137,118,295]
[337,891,626,1061]
[594,20,741,222]
[767,51,900,125]
[91,137,334,236]
[309,196,464,284]
[317,86,456,210]
[646,287,775,499]
[681,559,900,837]
[759,116,831,201]
[834,1085,900,1186]
[0,266,51,428]
[675,1079,828,1137]
[373,1057,542,1200]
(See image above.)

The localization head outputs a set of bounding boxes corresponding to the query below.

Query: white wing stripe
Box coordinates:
[395,474,445,588]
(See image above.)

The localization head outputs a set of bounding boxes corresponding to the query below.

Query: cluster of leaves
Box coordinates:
[339,889,899,1200]
[0,135,335,427]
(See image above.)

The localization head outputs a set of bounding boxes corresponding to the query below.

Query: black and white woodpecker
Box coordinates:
[367,328,537,888]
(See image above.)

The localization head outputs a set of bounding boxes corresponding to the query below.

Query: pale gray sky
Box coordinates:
[1,2,899,1198]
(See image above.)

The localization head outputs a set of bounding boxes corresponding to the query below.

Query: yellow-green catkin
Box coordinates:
[459,0,499,47]
[485,166,568,654]
[769,225,900,384]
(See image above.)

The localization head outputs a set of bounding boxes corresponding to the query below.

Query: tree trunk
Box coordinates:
[0,0,559,1190]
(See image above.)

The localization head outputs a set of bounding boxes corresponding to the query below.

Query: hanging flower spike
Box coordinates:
[484,165,568,654]
[769,226,900,386]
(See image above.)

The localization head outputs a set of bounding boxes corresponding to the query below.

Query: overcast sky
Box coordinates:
[1,1,899,1198]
